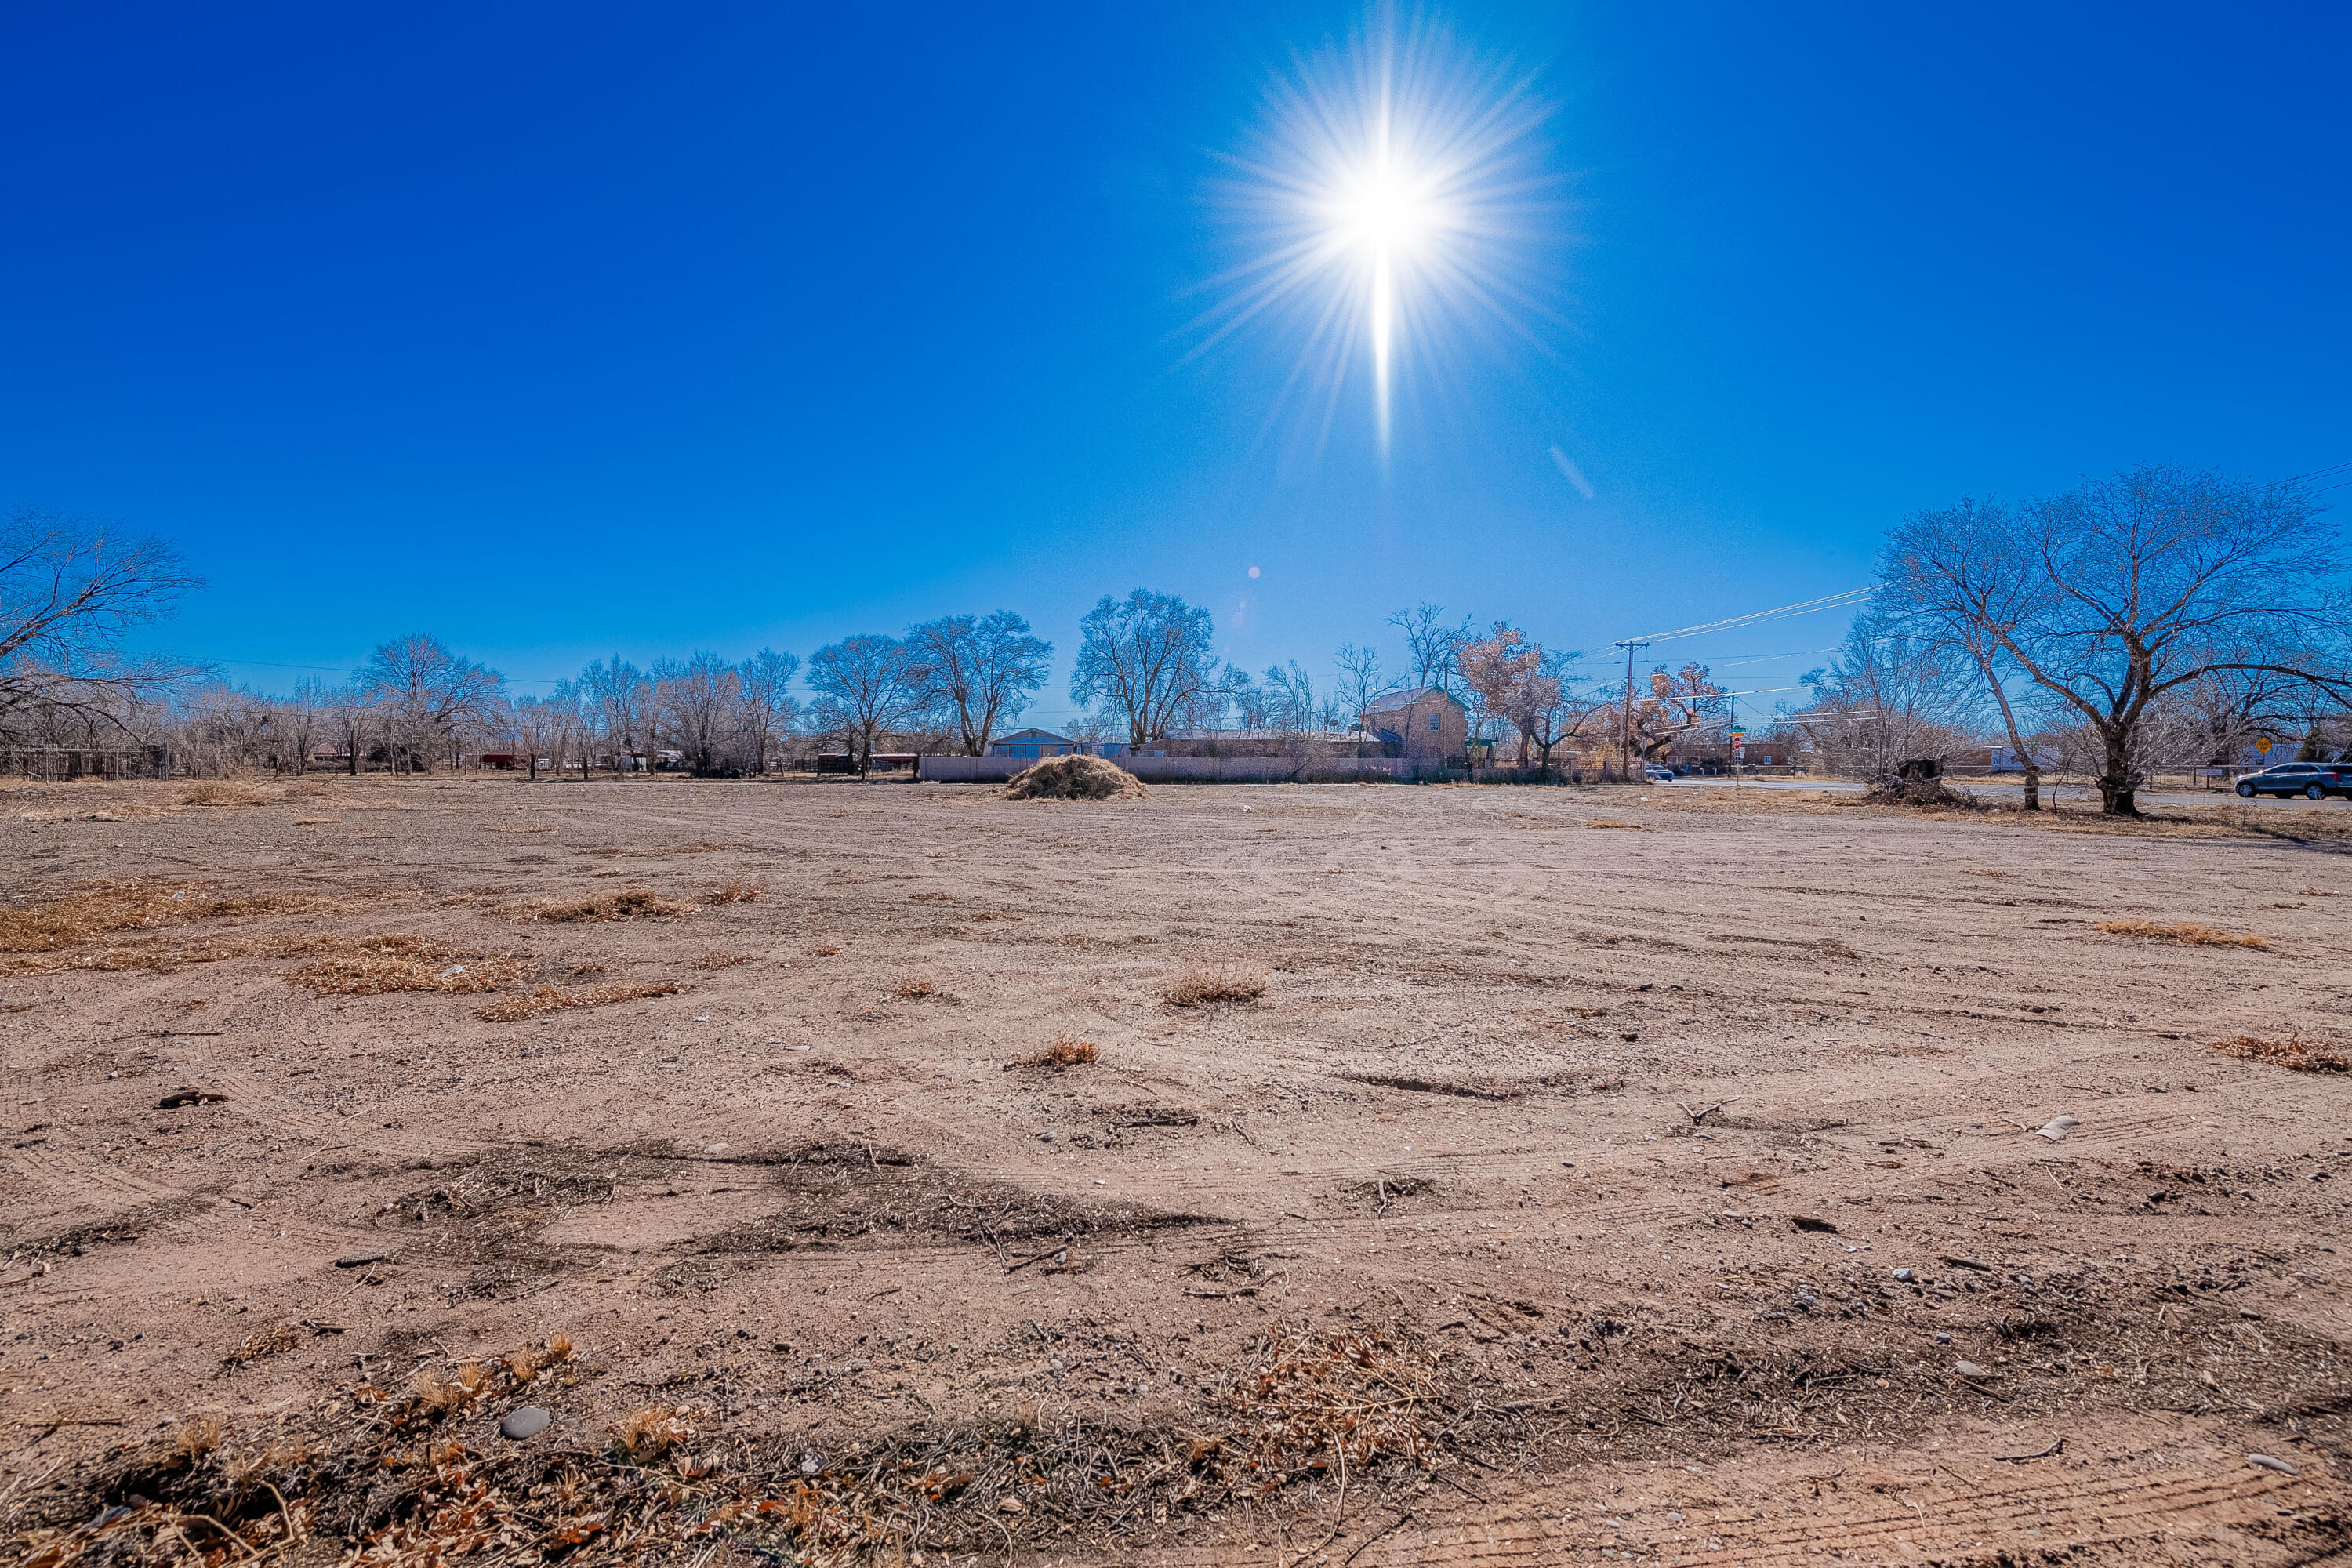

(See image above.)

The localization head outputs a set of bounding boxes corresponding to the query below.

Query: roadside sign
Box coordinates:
[2256,735,2274,755]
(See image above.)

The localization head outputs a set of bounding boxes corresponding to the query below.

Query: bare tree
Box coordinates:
[1889,464,2349,814]
[1,507,198,739]
[906,611,1052,755]
[280,677,328,775]
[1070,589,1217,746]
[358,633,505,773]
[513,694,563,780]
[808,634,924,775]
[546,679,592,779]
[652,651,742,775]
[1218,665,1269,733]
[325,683,373,775]
[734,648,800,775]
[1511,648,1602,777]
[1882,496,2062,808]
[1791,604,1975,785]
[1386,603,1472,695]
[577,656,649,776]
[1333,642,1387,735]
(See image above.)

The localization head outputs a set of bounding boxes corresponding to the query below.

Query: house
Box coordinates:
[1948,745,2059,774]
[1360,687,1469,760]
[989,728,1078,758]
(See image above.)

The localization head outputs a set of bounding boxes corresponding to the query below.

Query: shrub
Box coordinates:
[1162,964,1266,1007]
[1011,1036,1099,1068]
[709,876,765,905]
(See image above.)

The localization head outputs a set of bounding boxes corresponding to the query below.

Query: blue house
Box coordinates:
[989,728,1078,758]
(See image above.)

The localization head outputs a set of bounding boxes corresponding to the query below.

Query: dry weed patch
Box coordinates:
[2213,1030,2349,1073]
[2096,918,2271,949]
[1011,1035,1099,1069]
[180,779,270,808]
[475,981,684,1022]
[896,978,938,999]
[708,875,766,904]
[283,936,527,996]
[0,880,325,955]
[1584,818,1646,831]
[1162,964,1267,1007]
[691,949,750,971]
[0,1313,1460,1566]
[531,885,686,922]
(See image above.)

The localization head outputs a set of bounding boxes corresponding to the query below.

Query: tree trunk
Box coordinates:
[2020,764,2040,811]
[2096,731,2139,815]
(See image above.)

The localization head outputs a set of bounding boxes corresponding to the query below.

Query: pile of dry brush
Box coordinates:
[3,1324,1454,1567]
[1002,754,1149,801]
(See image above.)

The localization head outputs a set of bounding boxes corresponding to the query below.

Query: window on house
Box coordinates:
[1428,714,1440,731]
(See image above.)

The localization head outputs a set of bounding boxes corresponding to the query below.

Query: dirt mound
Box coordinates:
[1002,753,1149,800]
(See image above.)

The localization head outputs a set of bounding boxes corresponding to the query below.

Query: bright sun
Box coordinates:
[1201,9,1552,452]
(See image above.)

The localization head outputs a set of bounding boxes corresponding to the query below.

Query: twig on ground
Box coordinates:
[1341,1509,1414,1568]
[1993,1437,2065,1461]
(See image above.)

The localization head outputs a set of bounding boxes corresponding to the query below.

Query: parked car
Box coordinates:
[1643,764,1677,782]
[2235,761,2352,800]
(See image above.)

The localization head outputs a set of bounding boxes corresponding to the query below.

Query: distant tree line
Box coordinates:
[8,462,2344,805]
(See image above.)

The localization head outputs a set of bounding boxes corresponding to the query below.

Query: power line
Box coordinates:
[1615,588,1874,648]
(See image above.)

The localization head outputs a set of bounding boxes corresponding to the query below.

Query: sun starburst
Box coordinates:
[1200,8,1555,453]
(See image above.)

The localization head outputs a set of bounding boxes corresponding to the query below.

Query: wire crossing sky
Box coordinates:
[3,2,2347,711]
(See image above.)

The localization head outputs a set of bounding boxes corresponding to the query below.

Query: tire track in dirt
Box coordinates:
[1135,1458,2336,1566]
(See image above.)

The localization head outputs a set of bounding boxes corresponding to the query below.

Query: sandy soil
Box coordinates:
[3,774,2350,1566]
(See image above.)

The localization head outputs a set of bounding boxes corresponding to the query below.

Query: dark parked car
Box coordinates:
[2235,761,2352,800]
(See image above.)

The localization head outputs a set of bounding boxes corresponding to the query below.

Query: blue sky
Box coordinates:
[5,3,2348,725]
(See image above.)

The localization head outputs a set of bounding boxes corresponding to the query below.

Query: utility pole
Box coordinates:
[1615,640,1647,784]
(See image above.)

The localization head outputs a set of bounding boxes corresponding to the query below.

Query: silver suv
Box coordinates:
[2236,762,2351,800]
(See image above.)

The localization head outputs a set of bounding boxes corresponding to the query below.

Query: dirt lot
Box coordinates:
[4,773,2350,1566]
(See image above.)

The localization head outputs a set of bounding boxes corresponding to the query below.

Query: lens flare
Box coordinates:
[1201,8,1554,453]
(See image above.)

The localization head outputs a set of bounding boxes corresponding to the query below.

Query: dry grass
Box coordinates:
[1194,1325,1439,1496]
[707,875,766,905]
[169,1414,224,1464]
[1584,819,1647,831]
[223,1320,305,1367]
[180,779,270,808]
[1011,1035,1099,1069]
[1162,963,1267,1007]
[808,940,841,957]
[612,1403,696,1464]
[1003,753,1149,800]
[474,981,684,1022]
[691,949,750,971]
[283,936,527,995]
[2096,918,2271,949]
[0,880,325,955]
[530,885,686,922]
[2213,1030,2349,1073]
[896,978,938,999]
